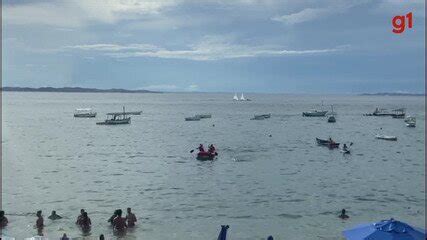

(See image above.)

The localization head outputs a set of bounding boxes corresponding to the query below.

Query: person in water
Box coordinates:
[0,210,8,228]
[112,209,127,232]
[126,208,137,228]
[198,144,205,152]
[76,209,85,225]
[267,236,274,240]
[208,144,216,154]
[113,209,127,232]
[108,209,119,225]
[99,234,105,240]
[79,212,91,232]
[339,209,349,219]
[48,210,62,220]
[36,210,44,235]
[60,233,69,240]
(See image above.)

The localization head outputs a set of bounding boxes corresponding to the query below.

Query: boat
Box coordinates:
[195,114,212,119]
[406,121,416,127]
[303,110,328,117]
[372,108,392,116]
[196,151,217,161]
[375,134,397,141]
[233,93,239,101]
[327,105,336,122]
[74,108,97,118]
[96,107,135,125]
[404,116,415,123]
[316,138,340,148]
[391,108,406,118]
[240,93,246,101]
[185,116,201,121]
[303,101,328,117]
[250,114,271,120]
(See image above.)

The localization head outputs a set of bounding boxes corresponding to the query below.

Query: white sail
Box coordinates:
[233,93,239,101]
[240,93,245,101]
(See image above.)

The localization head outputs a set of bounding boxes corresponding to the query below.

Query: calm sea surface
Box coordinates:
[1,92,425,239]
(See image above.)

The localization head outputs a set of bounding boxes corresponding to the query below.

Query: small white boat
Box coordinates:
[195,114,211,119]
[74,108,97,118]
[233,93,239,101]
[185,116,201,121]
[375,134,397,141]
[406,122,416,127]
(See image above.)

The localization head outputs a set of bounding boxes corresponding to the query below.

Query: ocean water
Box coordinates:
[1,92,425,240]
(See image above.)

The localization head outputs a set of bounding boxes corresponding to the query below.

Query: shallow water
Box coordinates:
[1,92,425,239]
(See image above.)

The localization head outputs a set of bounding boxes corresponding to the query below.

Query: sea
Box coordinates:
[1,92,425,239]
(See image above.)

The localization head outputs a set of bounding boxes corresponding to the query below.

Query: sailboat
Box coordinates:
[240,93,245,101]
[233,93,239,101]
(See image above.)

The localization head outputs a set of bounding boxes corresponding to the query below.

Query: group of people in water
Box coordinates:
[198,144,216,154]
[0,208,137,238]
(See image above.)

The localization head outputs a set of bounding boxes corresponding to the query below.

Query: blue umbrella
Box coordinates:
[343,218,426,240]
[217,225,229,240]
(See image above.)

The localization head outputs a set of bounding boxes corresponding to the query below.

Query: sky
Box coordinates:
[2,0,425,93]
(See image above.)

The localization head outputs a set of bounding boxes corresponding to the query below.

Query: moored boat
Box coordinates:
[74,108,97,118]
[375,134,397,141]
[195,114,212,119]
[303,110,328,117]
[96,106,136,125]
[316,138,340,148]
[185,116,201,121]
[250,114,271,120]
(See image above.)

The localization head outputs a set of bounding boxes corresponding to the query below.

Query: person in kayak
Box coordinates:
[126,208,137,228]
[208,144,216,154]
[48,210,62,220]
[198,144,205,152]
[0,210,8,228]
[339,209,349,219]
[343,144,348,152]
[76,209,85,225]
[112,209,127,233]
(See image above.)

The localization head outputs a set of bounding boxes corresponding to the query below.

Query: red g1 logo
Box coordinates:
[392,12,413,34]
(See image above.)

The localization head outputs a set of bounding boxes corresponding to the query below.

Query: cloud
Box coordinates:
[66,37,347,61]
[2,0,180,28]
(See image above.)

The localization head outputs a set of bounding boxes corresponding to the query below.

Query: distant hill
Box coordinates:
[360,92,424,96]
[1,86,161,93]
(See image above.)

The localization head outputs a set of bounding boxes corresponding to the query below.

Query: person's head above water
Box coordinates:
[99,234,105,240]
[341,209,346,214]
[80,209,85,214]
[37,210,42,217]
[83,212,88,218]
[267,236,274,240]
[51,210,56,215]
[127,208,131,213]
[0,211,4,217]
[116,209,122,217]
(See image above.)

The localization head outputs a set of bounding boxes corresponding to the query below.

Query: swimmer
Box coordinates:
[36,210,44,229]
[112,209,127,232]
[108,209,119,225]
[76,209,85,225]
[79,212,91,232]
[0,210,8,228]
[126,208,137,228]
[339,209,349,219]
[60,233,69,240]
[48,210,62,220]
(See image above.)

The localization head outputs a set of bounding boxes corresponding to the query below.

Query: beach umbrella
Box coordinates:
[343,218,426,240]
[217,225,229,240]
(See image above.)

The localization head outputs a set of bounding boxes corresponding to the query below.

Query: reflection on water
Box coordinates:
[2,92,425,239]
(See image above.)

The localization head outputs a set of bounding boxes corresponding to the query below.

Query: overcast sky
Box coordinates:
[2,0,425,93]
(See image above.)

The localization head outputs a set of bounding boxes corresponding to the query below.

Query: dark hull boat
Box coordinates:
[197,151,217,161]
[96,117,130,125]
[316,138,340,148]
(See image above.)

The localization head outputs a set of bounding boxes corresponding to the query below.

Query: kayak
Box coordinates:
[316,138,340,148]
[197,151,217,161]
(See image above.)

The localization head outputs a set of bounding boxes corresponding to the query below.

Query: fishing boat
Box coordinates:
[185,116,201,121]
[316,138,340,148]
[74,108,97,118]
[375,135,397,141]
[195,114,212,119]
[250,114,271,120]
[391,108,406,118]
[372,108,392,116]
[233,93,239,101]
[196,151,217,161]
[96,107,139,125]
[327,105,336,122]
[303,101,328,117]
